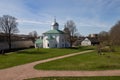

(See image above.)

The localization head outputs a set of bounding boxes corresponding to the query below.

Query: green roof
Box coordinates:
[35,39,43,44]
[44,29,64,34]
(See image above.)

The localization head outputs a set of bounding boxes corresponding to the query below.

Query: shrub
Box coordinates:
[101,46,114,52]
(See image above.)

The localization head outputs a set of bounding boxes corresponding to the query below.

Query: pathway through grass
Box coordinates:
[0,46,94,69]
[26,76,120,80]
[35,50,120,70]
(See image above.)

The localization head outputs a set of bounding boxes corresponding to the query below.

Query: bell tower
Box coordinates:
[51,17,59,30]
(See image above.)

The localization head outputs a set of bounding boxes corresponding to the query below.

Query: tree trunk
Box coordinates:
[8,33,11,50]
[70,36,72,47]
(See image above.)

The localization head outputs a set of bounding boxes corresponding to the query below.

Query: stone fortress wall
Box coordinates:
[0,40,34,50]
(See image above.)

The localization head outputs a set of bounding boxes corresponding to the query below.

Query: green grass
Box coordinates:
[35,46,120,70]
[25,76,120,80]
[0,46,93,69]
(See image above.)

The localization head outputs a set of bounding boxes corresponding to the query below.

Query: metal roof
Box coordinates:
[44,30,64,34]
[35,39,43,44]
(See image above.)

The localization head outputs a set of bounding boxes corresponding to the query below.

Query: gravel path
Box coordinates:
[0,50,120,80]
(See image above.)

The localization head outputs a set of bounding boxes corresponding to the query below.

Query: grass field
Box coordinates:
[25,76,120,80]
[35,46,120,70]
[0,46,94,69]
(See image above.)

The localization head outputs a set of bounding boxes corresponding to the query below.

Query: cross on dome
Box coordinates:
[54,16,56,23]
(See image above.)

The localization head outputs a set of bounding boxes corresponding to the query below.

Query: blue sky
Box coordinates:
[0,0,120,36]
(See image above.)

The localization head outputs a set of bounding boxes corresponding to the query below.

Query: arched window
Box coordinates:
[62,44,64,47]
[48,44,49,47]
[62,39,64,42]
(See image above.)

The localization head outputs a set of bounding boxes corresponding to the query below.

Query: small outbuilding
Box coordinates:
[73,37,99,46]
[35,39,43,48]
[81,37,99,46]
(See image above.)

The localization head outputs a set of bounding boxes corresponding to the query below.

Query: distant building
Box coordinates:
[73,37,99,46]
[89,34,98,38]
[35,18,70,48]
[81,37,99,46]
[81,38,91,46]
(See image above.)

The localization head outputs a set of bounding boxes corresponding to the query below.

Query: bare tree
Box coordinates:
[64,20,77,47]
[110,21,120,45]
[29,31,38,43]
[63,27,70,46]
[98,31,110,45]
[0,15,19,50]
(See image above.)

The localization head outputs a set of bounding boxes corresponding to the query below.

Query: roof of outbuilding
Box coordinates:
[35,39,43,44]
[87,37,99,43]
[44,29,64,34]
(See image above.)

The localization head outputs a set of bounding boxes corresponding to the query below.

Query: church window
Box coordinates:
[62,44,64,47]
[48,44,49,47]
[62,39,64,42]
[55,44,57,47]
[65,44,68,47]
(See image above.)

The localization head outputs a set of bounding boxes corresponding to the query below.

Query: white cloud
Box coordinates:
[17,19,50,25]
[77,21,109,28]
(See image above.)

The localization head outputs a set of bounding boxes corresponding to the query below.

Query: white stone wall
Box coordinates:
[43,36,48,48]
[59,34,65,48]
[0,40,34,50]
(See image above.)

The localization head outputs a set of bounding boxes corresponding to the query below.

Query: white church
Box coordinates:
[35,19,70,48]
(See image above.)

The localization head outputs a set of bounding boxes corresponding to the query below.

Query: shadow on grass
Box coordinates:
[66,46,95,50]
[16,47,81,55]
[97,64,120,69]
[17,50,49,54]
[16,48,51,55]
[0,48,30,55]
[78,46,95,50]
[67,47,79,49]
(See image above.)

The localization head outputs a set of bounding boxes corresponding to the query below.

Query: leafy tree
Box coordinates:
[0,15,19,50]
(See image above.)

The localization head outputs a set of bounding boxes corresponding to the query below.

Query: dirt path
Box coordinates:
[0,50,120,80]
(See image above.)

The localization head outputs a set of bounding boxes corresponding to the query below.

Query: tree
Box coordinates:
[0,15,19,50]
[29,31,38,43]
[110,21,120,45]
[64,20,77,47]
[98,31,110,45]
[63,27,70,46]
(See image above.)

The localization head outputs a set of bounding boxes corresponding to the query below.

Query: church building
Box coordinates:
[35,19,70,48]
